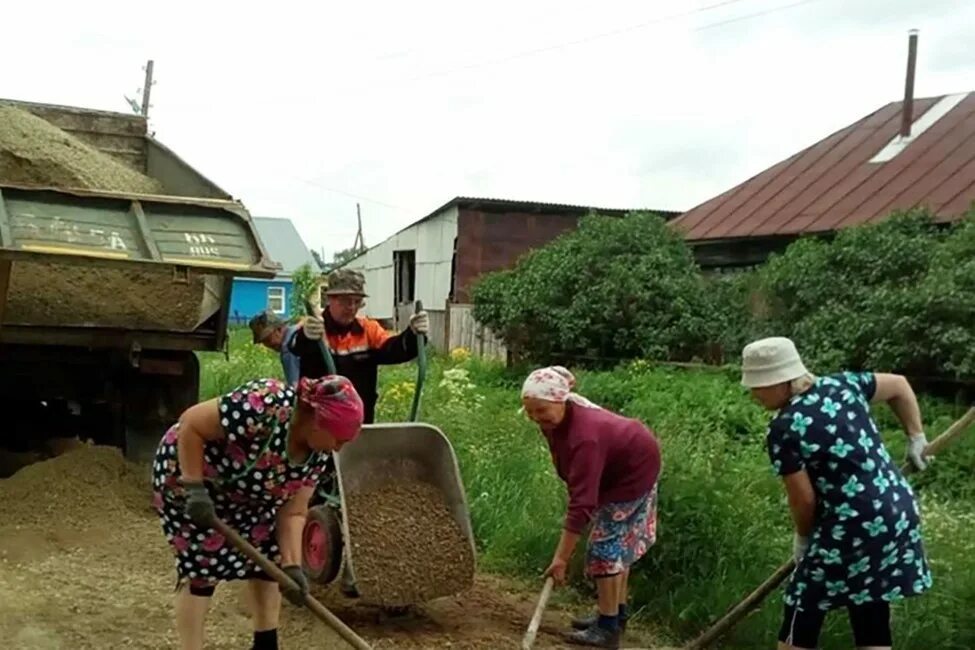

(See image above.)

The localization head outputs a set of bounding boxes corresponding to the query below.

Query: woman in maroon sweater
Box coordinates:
[521,366,661,649]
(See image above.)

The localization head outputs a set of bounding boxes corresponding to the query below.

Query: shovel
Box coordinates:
[521,577,555,650]
[210,517,373,650]
[686,406,975,649]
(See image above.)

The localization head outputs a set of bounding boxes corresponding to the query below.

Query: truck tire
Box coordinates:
[302,505,343,585]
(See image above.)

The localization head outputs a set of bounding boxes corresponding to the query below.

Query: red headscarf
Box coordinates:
[297,376,364,442]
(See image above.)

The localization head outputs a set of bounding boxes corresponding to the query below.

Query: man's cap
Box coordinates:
[249,311,286,344]
[325,269,368,297]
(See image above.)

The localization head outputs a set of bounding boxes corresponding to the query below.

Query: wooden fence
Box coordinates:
[446,303,507,359]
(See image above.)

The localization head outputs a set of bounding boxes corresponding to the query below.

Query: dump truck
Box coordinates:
[0,99,278,462]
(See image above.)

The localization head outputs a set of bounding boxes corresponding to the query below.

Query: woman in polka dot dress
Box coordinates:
[152,375,364,650]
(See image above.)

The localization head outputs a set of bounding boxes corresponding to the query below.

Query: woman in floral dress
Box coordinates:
[741,337,933,650]
[152,375,364,650]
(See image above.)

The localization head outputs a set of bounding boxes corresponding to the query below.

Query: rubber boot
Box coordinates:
[566,624,621,649]
[571,612,628,633]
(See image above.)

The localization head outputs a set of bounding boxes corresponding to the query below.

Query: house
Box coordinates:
[230,217,319,323]
[343,197,679,353]
[671,91,975,270]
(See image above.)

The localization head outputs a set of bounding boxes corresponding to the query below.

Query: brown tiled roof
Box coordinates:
[672,92,975,241]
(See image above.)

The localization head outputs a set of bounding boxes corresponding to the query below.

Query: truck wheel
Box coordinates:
[302,505,343,585]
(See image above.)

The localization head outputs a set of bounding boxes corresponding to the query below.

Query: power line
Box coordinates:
[293,175,417,212]
[399,0,754,84]
[693,0,824,32]
[392,0,827,86]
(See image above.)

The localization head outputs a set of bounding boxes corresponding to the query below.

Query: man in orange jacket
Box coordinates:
[288,268,429,424]
[289,268,428,600]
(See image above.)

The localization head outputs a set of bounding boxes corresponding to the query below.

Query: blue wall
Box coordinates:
[230,278,294,325]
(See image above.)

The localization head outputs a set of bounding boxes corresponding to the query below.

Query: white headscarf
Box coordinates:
[521,366,601,410]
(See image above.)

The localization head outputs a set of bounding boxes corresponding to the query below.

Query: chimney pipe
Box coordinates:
[901,29,919,138]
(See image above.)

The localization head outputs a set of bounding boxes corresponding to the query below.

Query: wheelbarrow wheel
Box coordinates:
[302,505,343,585]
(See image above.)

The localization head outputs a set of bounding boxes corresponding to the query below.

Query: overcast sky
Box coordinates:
[2,0,972,259]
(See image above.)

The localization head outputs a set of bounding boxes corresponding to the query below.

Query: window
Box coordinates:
[267,286,286,314]
[393,250,416,305]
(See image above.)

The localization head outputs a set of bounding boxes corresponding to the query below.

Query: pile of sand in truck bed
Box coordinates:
[4,261,207,330]
[0,104,162,194]
[346,481,475,607]
[0,105,207,331]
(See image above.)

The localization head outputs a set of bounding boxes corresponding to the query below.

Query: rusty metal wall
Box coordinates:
[453,208,585,303]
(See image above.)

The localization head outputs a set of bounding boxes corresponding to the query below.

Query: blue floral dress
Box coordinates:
[767,372,932,612]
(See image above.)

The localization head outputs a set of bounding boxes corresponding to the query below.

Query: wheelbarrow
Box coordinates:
[300,301,477,604]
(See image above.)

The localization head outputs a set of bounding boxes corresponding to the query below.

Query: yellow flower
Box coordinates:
[449,347,471,363]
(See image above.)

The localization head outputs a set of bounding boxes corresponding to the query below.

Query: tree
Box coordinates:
[310,249,326,271]
[472,212,722,364]
[756,208,975,376]
[288,263,323,320]
[331,247,364,269]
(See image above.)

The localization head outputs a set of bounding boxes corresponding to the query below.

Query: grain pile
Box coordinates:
[345,481,475,606]
[0,104,206,330]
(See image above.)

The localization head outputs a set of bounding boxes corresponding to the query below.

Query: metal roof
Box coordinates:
[399,195,678,240]
[340,196,679,267]
[251,217,318,276]
[672,91,975,241]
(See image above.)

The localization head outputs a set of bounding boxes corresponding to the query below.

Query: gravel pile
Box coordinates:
[0,104,161,193]
[5,262,206,330]
[0,444,149,528]
[346,481,475,607]
[0,104,205,331]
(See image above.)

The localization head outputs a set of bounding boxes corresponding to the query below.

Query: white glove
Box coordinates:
[793,534,810,564]
[303,314,325,340]
[906,432,930,471]
[409,311,429,335]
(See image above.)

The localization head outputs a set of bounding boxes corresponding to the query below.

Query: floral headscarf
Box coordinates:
[521,366,600,410]
[297,375,364,442]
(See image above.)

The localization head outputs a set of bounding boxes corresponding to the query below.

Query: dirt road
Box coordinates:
[0,447,666,649]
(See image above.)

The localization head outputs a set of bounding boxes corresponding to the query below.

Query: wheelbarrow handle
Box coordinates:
[210,517,373,650]
[305,299,337,376]
[408,299,427,422]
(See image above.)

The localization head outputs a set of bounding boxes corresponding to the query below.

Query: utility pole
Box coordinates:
[141,59,154,118]
[124,59,156,119]
[353,203,366,253]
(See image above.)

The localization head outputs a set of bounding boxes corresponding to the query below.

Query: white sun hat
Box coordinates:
[741,336,810,388]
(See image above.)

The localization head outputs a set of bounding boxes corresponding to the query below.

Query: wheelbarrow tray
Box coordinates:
[334,421,477,603]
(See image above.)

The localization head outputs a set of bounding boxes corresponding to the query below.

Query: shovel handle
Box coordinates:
[686,405,975,649]
[211,517,372,650]
[521,577,554,650]
[408,300,427,422]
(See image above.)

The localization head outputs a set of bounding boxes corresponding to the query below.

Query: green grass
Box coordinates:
[198,330,975,648]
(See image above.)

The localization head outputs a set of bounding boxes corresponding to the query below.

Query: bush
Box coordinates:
[472,212,723,364]
[757,209,975,377]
